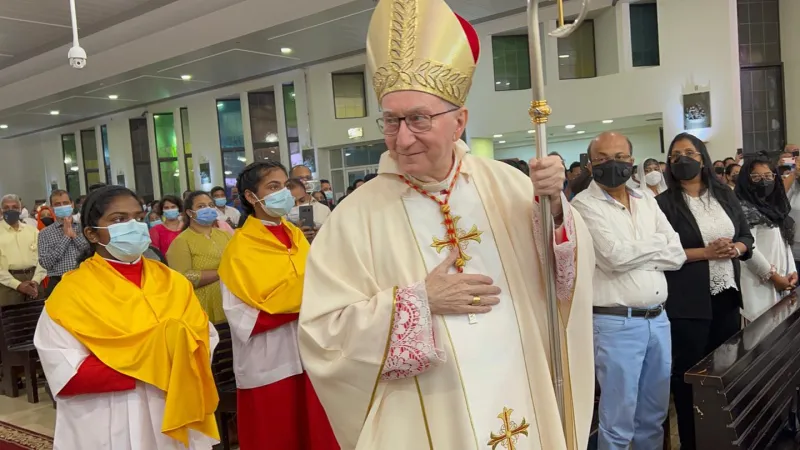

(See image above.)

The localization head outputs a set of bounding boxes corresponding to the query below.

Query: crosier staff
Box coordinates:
[526,0,591,440]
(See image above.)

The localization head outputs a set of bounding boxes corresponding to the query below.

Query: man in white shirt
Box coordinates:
[572,132,686,450]
[210,186,241,228]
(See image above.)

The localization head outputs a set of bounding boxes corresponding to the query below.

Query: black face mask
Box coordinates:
[671,157,702,181]
[591,160,632,188]
[41,217,55,227]
[754,180,775,197]
[714,166,725,175]
[2,210,20,225]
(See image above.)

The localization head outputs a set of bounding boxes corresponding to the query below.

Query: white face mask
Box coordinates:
[645,171,663,186]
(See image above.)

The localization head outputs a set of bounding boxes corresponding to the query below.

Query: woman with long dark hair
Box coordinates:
[735,153,797,321]
[218,161,338,450]
[656,133,754,450]
[34,186,219,449]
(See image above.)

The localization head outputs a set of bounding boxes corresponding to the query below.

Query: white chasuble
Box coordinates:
[298,141,596,450]
[403,175,541,448]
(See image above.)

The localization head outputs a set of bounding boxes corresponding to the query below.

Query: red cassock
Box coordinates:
[234,224,339,450]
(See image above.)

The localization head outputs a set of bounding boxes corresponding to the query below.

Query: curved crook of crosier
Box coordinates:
[548,0,591,39]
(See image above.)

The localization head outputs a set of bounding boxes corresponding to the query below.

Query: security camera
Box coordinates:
[68,46,87,69]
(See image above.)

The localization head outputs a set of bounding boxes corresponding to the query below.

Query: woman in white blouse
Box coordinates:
[735,153,797,322]
[655,133,754,450]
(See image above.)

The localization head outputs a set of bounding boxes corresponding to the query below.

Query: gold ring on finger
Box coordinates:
[472,296,481,306]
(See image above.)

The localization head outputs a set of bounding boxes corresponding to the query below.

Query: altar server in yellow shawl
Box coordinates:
[34,186,220,449]
[298,0,596,449]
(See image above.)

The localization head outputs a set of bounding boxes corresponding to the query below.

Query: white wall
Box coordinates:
[495,125,663,165]
[781,0,800,146]
[467,0,742,161]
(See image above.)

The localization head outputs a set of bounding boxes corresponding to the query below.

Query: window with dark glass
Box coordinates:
[216,99,246,194]
[282,83,309,170]
[180,108,195,191]
[153,113,181,197]
[80,128,101,188]
[557,19,596,80]
[61,134,80,199]
[130,118,154,202]
[630,3,660,67]
[249,91,281,164]
[332,73,367,119]
[492,35,532,91]
[101,125,111,184]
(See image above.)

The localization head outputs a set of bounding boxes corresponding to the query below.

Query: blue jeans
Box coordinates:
[594,310,671,450]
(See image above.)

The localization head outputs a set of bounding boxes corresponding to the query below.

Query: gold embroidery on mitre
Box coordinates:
[487,407,530,450]
[367,0,477,106]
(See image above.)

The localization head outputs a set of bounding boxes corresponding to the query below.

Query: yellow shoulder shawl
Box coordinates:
[45,254,219,445]
[218,216,309,314]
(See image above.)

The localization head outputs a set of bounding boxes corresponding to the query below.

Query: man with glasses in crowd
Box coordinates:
[298,0,596,446]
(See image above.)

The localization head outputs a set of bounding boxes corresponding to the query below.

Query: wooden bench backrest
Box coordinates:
[0,301,44,351]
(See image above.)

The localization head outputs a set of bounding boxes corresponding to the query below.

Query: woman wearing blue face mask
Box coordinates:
[149,195,183,255]
[218,161,338,450]
[166,192,231,324]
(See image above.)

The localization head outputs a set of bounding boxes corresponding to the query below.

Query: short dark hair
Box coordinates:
[713,160,724,166]
[320,179,330,185]
[159,195,184,213]
[88,182,107,193]
[723,157,735,164]
[210,186,226,196]
[353,179,365,187]
[364,173,378,182]
[724,164,739,176]
[568,162,581,171]
[49,189,70,205]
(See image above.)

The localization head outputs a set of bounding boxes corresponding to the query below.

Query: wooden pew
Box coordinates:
[0,300,44,403]
[211,322,236,450]
[686,292,800,449]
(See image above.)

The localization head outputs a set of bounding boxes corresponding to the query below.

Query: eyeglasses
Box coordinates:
[750,173,775,182]
[669,150,701,162]
[377,108,460,136]
[590,153,633,165]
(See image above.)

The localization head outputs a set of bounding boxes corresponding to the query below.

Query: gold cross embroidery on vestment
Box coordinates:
[487,407,530,450]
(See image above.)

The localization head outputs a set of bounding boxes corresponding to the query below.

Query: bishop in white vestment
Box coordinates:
[298,1,595,449]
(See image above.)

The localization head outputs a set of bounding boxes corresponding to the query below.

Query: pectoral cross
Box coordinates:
[487,407,530,450]
[431,214,483,324]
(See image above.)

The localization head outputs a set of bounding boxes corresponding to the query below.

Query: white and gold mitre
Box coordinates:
[366,0,480,107]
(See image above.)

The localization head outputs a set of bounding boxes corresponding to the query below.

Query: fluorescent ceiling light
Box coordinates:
[173,173,180,177]
[108,95,118,100]
[224,170,232,175]
[70,166,79,172]
[180,75,192,80]
[559,54,570,59]
[237,156,247,162]
[153,115,160,119]
[0,125,7,129]
[217,103,224,108]
[576,130,586,134]
[528,129,535,134]
[345,152,352,156]
[50,110,59,115]
[64,157,72,164]
[565,124,575,129]
[498,140,506,144]
[493,134,503,138]
[602,119,614,124]
[280,47,293,55]
[495,81,501,85]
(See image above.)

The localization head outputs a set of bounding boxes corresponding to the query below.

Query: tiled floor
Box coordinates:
[0,388,55,438]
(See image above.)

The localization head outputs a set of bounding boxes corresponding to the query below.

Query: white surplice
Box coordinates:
[34,310,220,450]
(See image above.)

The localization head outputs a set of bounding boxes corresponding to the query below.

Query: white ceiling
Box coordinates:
[0,0,530,139]
[0,0,182,70]
[492,113,664,148]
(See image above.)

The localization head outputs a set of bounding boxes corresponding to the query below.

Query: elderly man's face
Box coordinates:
[1,200,20,212]
[291,166,313,182]
[381,91,467,180]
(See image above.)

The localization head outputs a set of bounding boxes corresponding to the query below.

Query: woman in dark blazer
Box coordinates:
[656,133,754,450]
